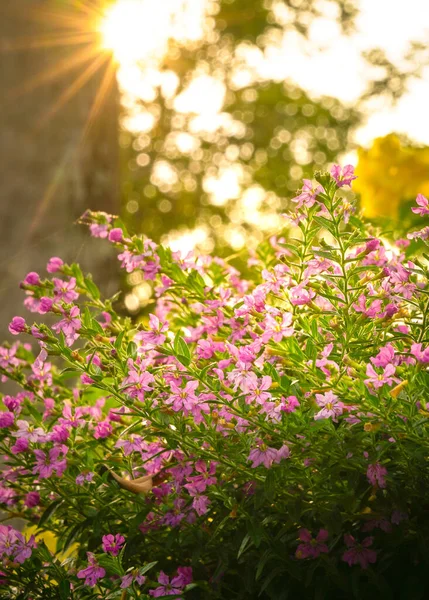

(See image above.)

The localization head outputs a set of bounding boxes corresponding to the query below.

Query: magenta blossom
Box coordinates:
[46,256,63,273]
[364,363,396,390]
[330,164,357,187]
[77,553,106,587]
[121,573,146,589]
[23,272,41,286]
[0,526,36,564]
[367,462,387,488]
[314,391,344,422]
[135,313,168,348]
[52,306,82,347]
[342,535,377,569]
[149,568,192,597]
[94,420,112,439]
[412,193,429,216]
[296,528,329,559]
[33,446,67,479]
[292,179,324,209]
[102,533,125,556]
[8,317,26,336]
[24,492,40,508]
[53,277,79,303]
[76,472,94,485]
[248,442,290,468]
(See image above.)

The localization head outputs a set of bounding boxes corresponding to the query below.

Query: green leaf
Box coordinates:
[237,533,252,559]
[59,580,71,599]
[173,332,191,363]
[139,561,158,575]
[127,341,138,360]
[114,330,126,350]
[39,499,64,528]
[84,277,100,300]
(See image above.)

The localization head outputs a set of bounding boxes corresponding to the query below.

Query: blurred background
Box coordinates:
[1,0,429,334]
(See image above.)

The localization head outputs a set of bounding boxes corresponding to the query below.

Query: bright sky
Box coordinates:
[101,0,429,148]
[273,0,429,146]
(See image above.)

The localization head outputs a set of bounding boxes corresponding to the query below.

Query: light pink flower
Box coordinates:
[364,363,396,390]
[292,179,324,209]
[330,164,357,188]
[412,193,429,216]
[314,391,344,422]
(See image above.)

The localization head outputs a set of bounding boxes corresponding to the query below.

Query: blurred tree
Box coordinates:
[118,0,361,257]
[0,0,120,335]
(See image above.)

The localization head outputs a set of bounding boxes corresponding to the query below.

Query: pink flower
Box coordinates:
[167,380,199,413]
[121,368,155,402]
[0,412,14,428]
[262,312,294,342]
[24,492,40,508]
[296,528,329,559]
[246,376,272,405]
[33,446,67,479]
[367,463,387,488]
[248,442,290,468]
[8,317,26,335]
[23,272,41,286]
[290,283,315,306]
[314,391,344,422]
[46,257,63,273]
[76,472,94,485]
[342,535,377,569]
[281,395,300,413]
[77,553,106,586]
[94,420,113,439]
[411,342,429,363]
[191,494,211,516]
[52,306,82,346]
[330,164,357,188]
[364,363,396,390]
[135,314,168,348]
[102,533,125,556]
[108,228,123,242]
[121,573,146,588]
[39,297,54,314]
[115,434,144,455]
[0,526,36,564]
[292,179,324,209]
[412,193,429,216]
[89,223,110,238]
[371,344,395,368]
[149,568,192,597]
[53,277,79,303]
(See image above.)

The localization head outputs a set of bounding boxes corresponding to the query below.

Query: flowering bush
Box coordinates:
[2,167,429,599]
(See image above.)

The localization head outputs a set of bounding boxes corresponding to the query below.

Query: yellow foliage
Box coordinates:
[354,134,429,219]
[24,525,79,560]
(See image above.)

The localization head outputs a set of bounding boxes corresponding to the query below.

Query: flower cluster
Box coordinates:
[1,168,429,598]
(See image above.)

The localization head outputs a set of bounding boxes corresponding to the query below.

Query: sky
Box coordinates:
[101,0,429,149]
[274,0,429,147]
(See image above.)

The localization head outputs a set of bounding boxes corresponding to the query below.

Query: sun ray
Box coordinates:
[8,43,101,99]
[84,56,118,134]
[1,32,97,52]
[36,53,109,128]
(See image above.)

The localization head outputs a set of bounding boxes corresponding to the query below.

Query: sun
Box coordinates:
[99,0,175,64]
[98,0,209,65]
